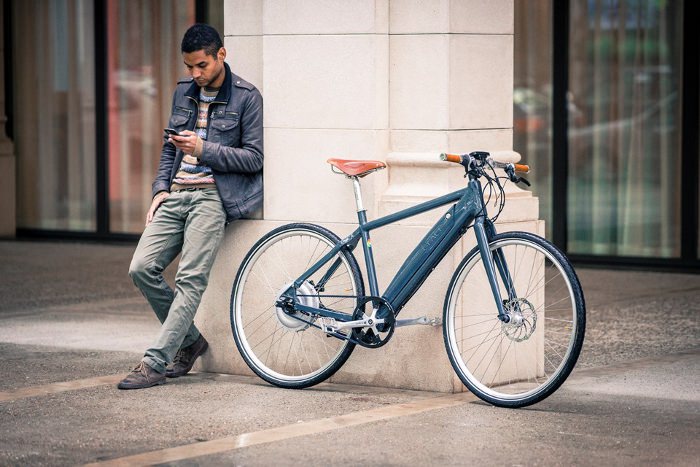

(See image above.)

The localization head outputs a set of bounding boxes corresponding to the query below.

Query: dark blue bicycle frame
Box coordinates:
[284,175,514,324]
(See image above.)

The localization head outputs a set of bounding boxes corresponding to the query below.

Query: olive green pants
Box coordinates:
[128,188,226,374]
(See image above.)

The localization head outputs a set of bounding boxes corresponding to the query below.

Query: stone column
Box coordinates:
[0,0,16,237]
[196,0,541,393]
[332,1,541,393]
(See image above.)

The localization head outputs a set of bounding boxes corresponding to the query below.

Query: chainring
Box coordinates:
[351,296,396,348]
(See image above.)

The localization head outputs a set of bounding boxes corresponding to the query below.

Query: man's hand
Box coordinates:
[169,130,198,156]
[146,191,170,226]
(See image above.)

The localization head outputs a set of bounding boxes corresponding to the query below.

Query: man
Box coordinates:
[118,24,263,390]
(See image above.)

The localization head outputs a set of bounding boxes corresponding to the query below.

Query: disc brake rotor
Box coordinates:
[501,298,537,342]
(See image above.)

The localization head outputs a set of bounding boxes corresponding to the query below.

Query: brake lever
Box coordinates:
[504,164,531,187]
[504,164,518,183]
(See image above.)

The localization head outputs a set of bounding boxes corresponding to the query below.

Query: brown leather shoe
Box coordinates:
[117,361,166,389]
[166,335,209,378]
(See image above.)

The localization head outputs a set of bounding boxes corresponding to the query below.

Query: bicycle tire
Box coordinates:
[230,223,364,389]
[443,232,585,408]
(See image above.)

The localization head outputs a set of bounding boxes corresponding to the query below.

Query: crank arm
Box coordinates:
[395,316,442,327]
[319,316,385,332]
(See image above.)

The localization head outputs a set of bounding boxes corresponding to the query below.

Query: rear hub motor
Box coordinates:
[275,281,319,331]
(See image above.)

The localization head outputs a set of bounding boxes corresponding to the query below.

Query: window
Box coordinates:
[514,0,553,240]
[107,0,196,233]
[14,0,96,231]
[567,0,683,258]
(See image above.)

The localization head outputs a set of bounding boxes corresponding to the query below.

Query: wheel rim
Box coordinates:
[446,238,580,402]
[234,229,357,383]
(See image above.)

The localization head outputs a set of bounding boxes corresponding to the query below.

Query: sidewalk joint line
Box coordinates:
[0,374,123,402]
[84,392,476,466]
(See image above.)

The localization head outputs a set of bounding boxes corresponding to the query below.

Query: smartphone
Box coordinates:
[164,128,179,137]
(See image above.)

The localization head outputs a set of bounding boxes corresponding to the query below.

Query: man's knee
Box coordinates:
[129,256,153,285]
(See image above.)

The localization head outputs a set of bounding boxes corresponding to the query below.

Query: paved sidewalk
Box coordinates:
[0,240,699,465]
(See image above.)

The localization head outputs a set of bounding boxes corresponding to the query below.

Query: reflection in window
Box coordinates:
[14,0,96,231]
[514,0,553,240]
[568,0,683,257]
[107,0,195,233]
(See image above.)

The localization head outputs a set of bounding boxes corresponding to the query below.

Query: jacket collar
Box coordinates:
[184,62,232,103]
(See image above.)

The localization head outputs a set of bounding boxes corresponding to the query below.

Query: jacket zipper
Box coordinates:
[186,95,228,134]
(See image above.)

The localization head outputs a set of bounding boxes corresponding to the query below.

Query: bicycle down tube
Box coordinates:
[285,178,511,323]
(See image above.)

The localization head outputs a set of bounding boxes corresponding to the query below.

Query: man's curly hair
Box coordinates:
[181,23,223,58]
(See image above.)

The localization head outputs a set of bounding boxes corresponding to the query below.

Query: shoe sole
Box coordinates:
[165,340,209,379]
[117,378,166,390]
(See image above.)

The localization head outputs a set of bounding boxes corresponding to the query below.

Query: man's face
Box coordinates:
[183,48,226,88]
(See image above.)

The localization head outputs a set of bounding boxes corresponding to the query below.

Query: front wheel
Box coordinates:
[443,232,585,408]
[230,223,364,389]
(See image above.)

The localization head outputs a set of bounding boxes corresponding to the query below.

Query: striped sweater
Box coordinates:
[170,87,218,191]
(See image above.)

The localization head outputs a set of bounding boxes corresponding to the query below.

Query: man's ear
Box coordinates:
[218,47,227,62]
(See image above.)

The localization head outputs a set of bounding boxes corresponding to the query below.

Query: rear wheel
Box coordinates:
[231,223,364,388]
[443,232,585,408]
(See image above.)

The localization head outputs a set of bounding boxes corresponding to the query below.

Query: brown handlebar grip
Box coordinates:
[440,153,463,163]
[514,163,530,173]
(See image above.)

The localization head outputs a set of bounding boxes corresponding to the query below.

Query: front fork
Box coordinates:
[473,217,517,323]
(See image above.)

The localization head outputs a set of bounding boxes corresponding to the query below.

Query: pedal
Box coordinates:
[319,317,338,333]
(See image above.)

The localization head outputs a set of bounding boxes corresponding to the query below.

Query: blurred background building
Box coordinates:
[1,0,697,271]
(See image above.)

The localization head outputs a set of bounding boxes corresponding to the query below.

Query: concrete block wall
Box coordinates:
[195,0,538,393]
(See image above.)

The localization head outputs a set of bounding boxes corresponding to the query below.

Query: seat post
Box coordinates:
[350,176,365,213]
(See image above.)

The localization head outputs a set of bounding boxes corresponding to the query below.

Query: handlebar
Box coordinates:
[440,152,530,173]
[441,153,463,164]
[440,152,531,186]
[513,163,530,173]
